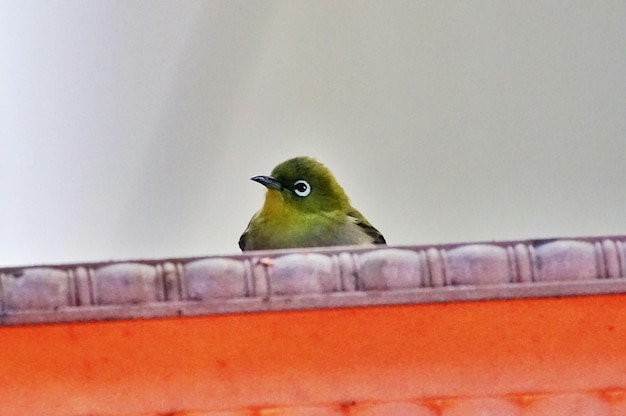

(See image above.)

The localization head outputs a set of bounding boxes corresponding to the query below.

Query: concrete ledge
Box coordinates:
[1,235,625,326]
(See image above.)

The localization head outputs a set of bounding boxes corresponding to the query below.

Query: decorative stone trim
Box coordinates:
[1,236,625,326]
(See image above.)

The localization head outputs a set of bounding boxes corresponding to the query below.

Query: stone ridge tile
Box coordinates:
[358,249,424,290]
[269,253,341,295]
[93,263,161,305]
[2,268,70,310]
[184,258,248,300]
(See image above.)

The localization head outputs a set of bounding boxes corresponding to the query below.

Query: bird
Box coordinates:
[239,156,386,251]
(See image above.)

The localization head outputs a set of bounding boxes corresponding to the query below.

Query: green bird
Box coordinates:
[239,156,386,251]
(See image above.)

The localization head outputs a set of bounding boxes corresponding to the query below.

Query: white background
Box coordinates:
[1,1,625,267]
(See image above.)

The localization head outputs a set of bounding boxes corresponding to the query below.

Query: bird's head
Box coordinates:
[251,156,350,214]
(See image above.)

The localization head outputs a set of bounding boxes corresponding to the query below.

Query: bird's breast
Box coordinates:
[247,206,373,250]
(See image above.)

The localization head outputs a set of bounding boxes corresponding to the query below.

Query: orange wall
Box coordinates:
[1,295,625,415]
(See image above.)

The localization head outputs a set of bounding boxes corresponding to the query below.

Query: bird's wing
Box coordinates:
[347,208,386,245]
[238,230,248,251]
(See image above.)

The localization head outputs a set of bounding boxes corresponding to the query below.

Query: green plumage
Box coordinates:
[239,157,386,251]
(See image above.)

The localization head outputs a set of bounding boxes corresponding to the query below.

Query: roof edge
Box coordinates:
[1,235,625,326]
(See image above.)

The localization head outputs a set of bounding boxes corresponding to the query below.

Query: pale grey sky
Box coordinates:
[1,1,625,266]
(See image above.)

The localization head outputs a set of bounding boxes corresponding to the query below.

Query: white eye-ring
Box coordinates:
[293,180,311,197]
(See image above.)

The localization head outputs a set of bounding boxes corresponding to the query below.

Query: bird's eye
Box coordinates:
[293,180,311,197]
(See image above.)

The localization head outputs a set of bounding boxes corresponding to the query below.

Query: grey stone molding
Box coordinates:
[1,236,625,326]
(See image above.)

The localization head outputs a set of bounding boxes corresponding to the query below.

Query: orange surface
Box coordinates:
[1,295,626,415]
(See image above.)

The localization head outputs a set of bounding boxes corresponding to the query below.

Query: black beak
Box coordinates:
[251,175,283,190]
